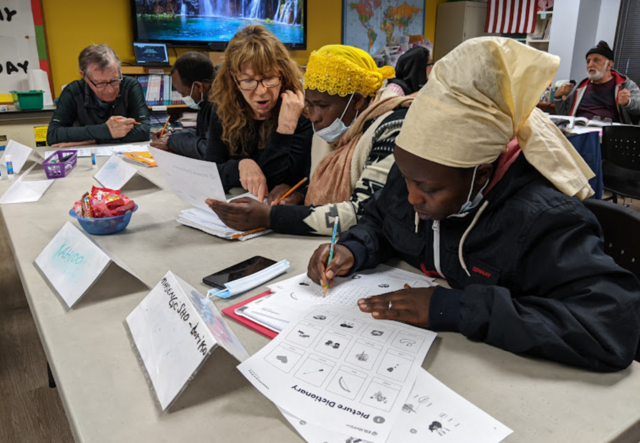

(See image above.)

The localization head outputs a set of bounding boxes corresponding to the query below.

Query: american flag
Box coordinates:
[485,0,537,34]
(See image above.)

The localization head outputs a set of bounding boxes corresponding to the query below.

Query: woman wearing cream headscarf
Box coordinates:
[210,45,413,236]
[308,38,640,372]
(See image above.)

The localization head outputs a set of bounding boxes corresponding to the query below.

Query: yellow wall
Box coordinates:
[43,0,443,98]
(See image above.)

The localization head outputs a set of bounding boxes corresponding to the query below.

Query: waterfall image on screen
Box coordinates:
[134,0,305,46]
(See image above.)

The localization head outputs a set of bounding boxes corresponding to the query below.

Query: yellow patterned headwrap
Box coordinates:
[305,45,395,97]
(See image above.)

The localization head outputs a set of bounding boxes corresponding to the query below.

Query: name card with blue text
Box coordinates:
[34,222,143,307]
[126,271,250,411]
[94,154,137,189]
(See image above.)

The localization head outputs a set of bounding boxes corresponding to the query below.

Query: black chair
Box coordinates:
[601,125,640,203]
[583,199,640,361]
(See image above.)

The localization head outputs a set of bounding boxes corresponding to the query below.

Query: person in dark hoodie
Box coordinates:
[150,52,216,159]
[554,41,639,124]
[307,37,640,372]
[386,46,432,96]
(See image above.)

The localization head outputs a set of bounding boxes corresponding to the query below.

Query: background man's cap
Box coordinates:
[586,40,614,61]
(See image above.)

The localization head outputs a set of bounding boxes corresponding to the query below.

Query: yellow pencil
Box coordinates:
[231,227,267,240]
[112,116,141,125]
[159,117,170,137]
[276,177,308,204]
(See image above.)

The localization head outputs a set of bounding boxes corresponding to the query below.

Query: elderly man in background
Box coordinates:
[554,41,640,124]
[47,44,150,147]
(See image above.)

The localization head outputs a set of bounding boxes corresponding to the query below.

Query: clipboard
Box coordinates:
[221,291,278,339]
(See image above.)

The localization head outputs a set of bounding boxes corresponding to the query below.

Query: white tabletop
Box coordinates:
[1,149,639,443]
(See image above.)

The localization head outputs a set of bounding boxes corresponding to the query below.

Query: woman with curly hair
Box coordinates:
[205,25,312,201]
[207,45,412,236]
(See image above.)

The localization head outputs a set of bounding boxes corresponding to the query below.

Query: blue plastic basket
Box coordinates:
[69,205,138,235]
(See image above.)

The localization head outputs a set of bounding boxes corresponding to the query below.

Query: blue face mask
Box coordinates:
[449,165,489,217]
[313,93,357,143]
[181,83,202,110]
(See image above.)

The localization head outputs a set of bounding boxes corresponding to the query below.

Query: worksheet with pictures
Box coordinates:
[238,305,437,443]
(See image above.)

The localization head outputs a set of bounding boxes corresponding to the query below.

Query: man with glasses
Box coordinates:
[47,44,150,147]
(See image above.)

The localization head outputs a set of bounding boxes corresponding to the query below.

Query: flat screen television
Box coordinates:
[131,0,307,50]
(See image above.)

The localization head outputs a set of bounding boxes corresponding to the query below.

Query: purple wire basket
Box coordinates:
[43,150,77,179]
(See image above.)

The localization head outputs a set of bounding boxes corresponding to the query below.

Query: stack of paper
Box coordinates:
[237,303,512,443]
[236,265,436,332]
[149,147,270,241]
[177,206,269,241]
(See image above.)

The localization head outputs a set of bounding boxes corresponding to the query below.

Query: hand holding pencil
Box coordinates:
[323,216,340,297]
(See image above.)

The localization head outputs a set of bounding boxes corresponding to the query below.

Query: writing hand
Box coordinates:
[106,116,135,139]
[307,243,354,289]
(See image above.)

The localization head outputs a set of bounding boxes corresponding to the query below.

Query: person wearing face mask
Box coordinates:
[201,25,312,202]
[150,52,216,158]
[554,41,640,124]
[308,38,640,372]
[207,45,411,236]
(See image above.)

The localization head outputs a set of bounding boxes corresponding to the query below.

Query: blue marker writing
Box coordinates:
[6,154,14,180]
[91,149,97,168]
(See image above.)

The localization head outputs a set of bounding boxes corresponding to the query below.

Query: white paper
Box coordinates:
[242,266,436,331]
[238,305,437,443]
[281,369,513,443]
[149,146,225,210]
[93,154,137,190]
[34,222,144,308]
[44,145,150,160]
[126,271,249,410]
[28,69,53,106]
[0,176,53,204]
[34,222,112,307]
[1,140,33,174]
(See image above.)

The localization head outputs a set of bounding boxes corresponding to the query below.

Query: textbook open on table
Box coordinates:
[149,147,271,241]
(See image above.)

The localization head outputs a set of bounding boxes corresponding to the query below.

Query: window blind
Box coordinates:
[613,0,640,84]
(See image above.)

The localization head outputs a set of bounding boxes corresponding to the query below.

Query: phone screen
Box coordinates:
[202,256,277,289]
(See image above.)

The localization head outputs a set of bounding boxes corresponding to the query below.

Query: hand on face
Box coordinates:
[357,284,435,328]
[238,159,268,202]
[307,244,354,288]
[205,197,270,231]
[619,88,631,106]
[106,116,135,139]
[277,90,305,134]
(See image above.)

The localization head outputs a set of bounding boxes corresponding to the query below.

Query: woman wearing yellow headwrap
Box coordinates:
[308,38,640,372]
[210,44,413,236]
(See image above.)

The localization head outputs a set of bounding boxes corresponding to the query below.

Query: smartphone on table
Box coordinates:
[202,256,277,290]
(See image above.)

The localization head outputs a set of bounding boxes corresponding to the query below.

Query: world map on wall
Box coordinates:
[344,0,424,55]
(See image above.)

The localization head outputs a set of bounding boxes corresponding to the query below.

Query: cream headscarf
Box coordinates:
[396,37,594,200]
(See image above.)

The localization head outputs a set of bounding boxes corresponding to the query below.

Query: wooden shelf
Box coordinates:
[121,66,172,75]
[147,104,188,109]
[527,39,550,44]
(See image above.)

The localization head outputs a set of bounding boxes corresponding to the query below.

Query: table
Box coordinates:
[1,150,639,443]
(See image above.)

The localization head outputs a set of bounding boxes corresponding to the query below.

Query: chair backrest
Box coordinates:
[583,199,640,362]
[583,199,640,278]
[567,132,603,199]
[602,126,640,172]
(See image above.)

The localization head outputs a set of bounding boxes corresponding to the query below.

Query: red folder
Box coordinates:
[222,291,278,339]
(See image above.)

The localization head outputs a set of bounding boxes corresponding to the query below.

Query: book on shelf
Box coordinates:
[136,74,184,107]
